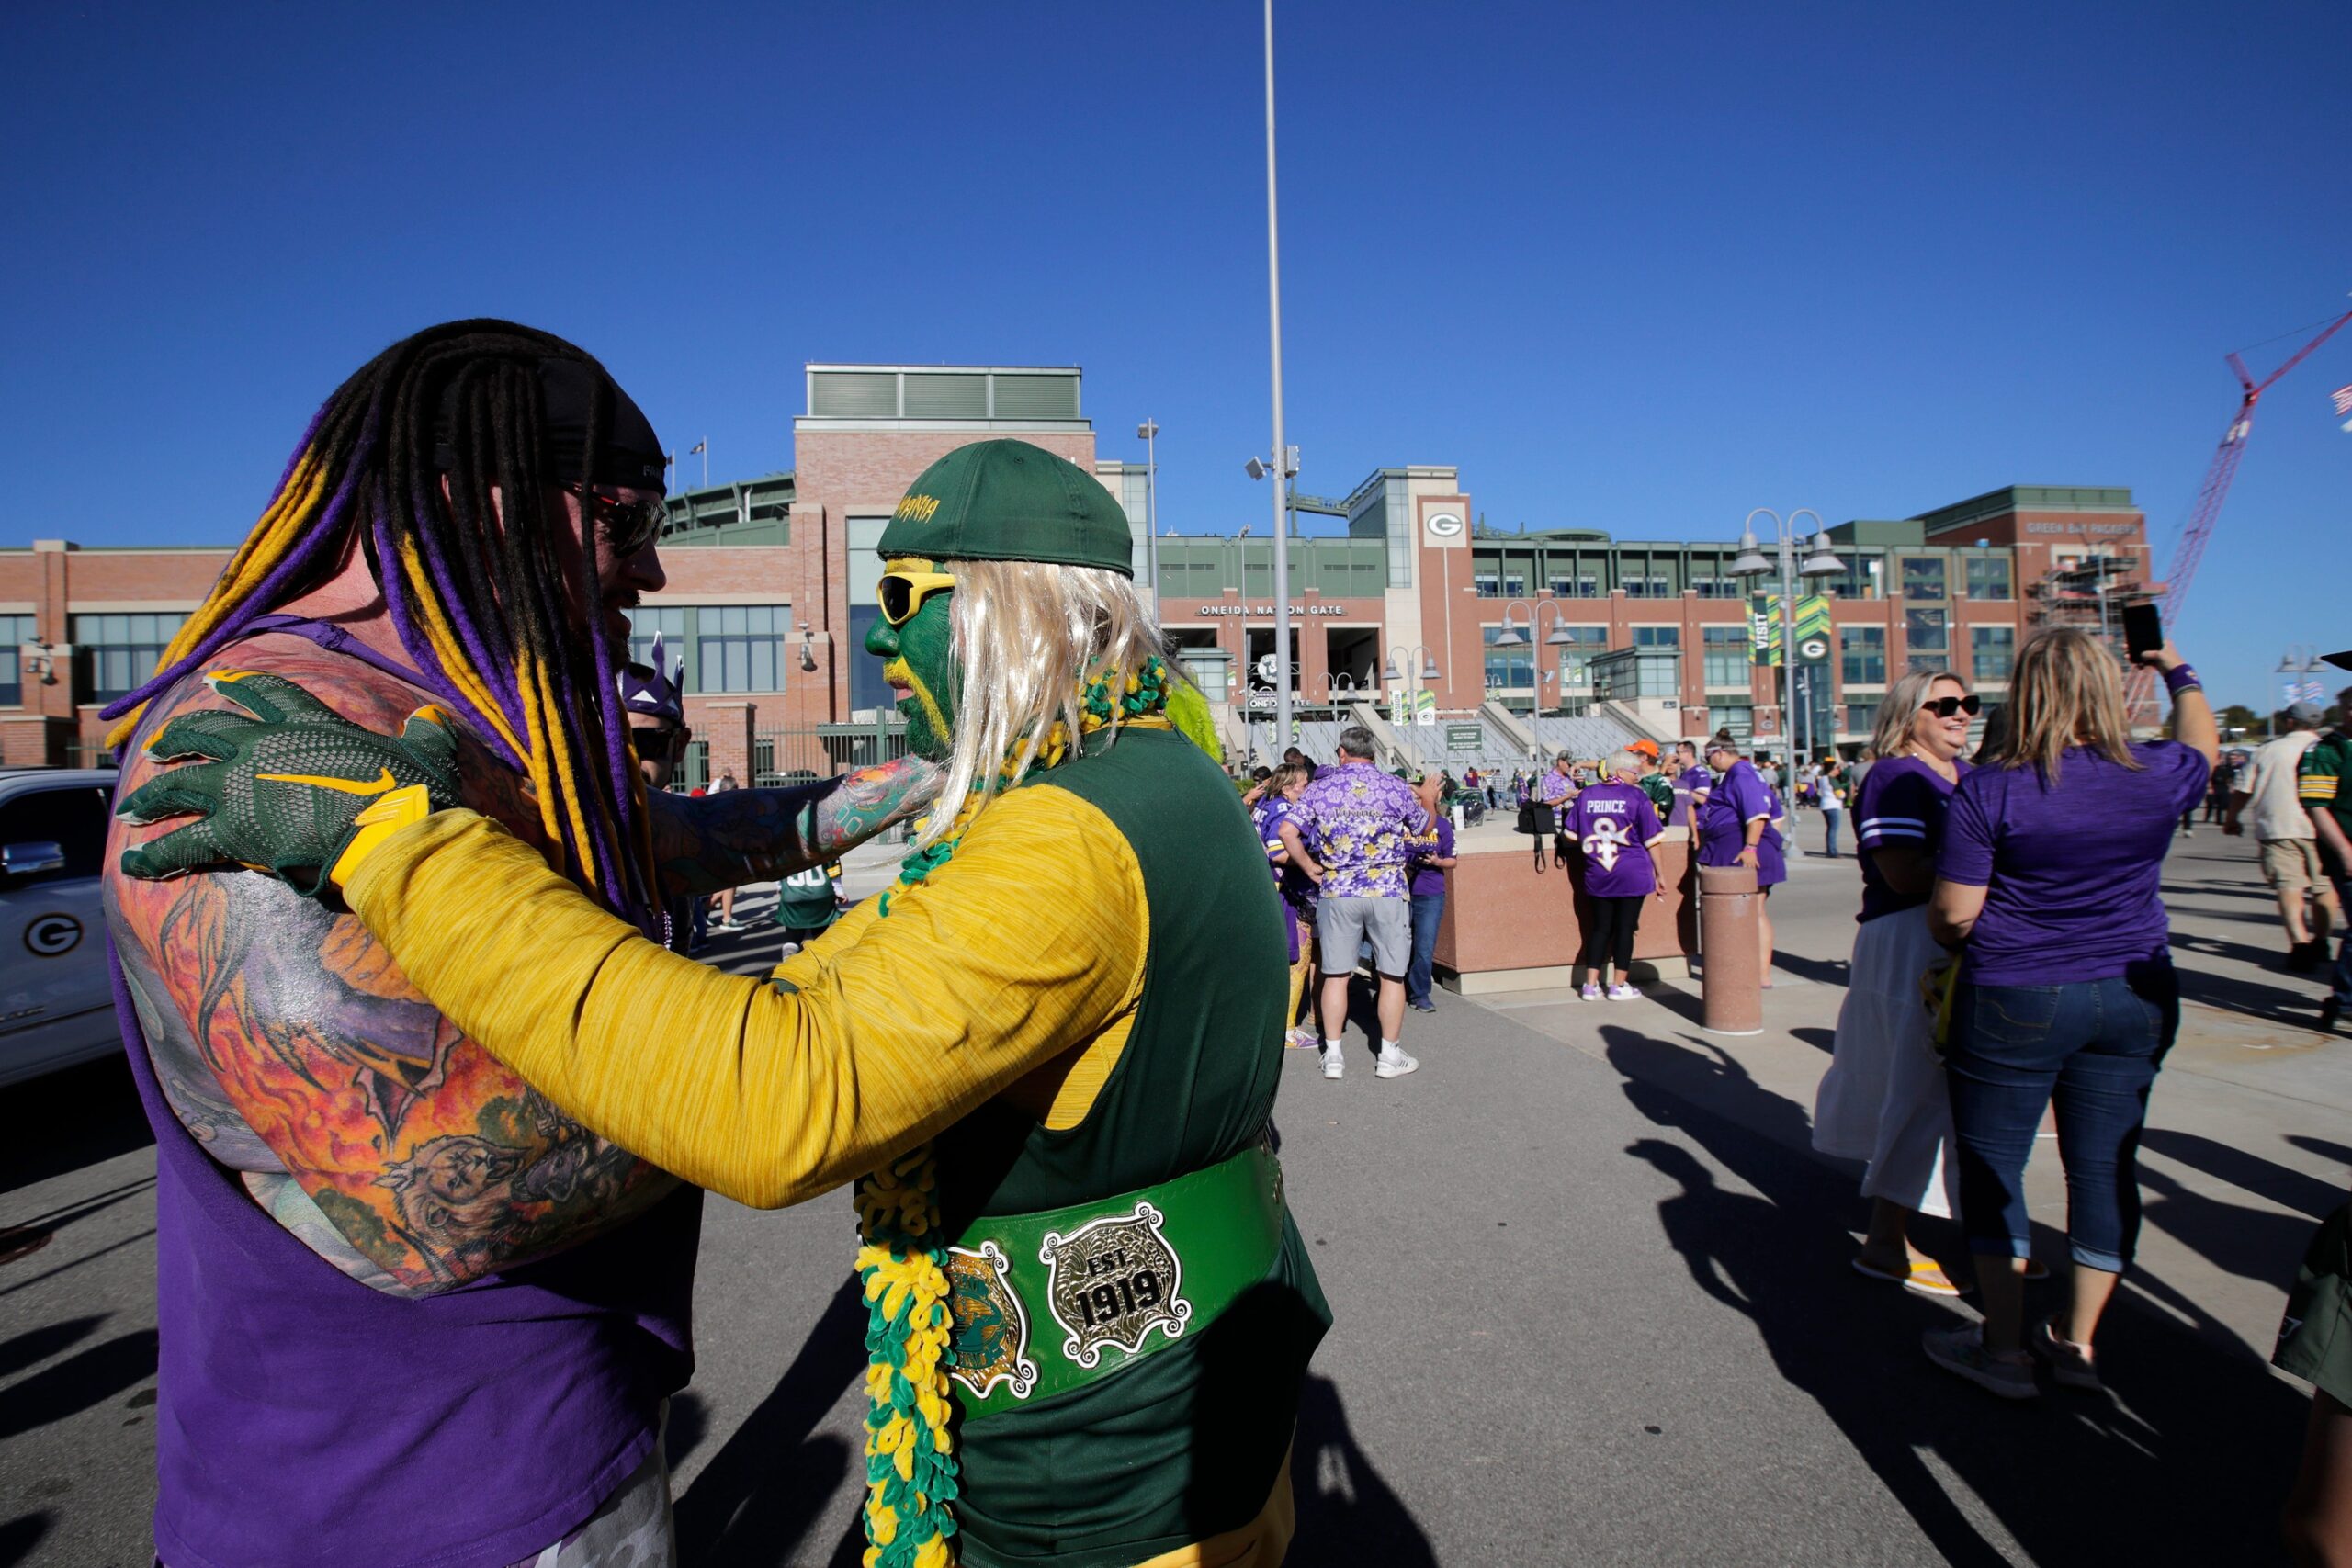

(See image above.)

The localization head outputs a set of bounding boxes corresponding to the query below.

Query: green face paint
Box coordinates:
[865,573,956,761]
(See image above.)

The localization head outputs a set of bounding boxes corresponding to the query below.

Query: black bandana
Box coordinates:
[434,356,667,490]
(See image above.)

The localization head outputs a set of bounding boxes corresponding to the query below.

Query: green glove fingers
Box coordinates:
[200,669,347,727]
[114,670,466,899]
[116,761,233,826]
[119,821,243,882]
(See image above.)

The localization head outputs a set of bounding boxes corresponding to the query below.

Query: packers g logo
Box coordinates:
[24,914,80,956]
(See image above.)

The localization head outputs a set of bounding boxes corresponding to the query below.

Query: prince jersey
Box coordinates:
[1569,781,1664,897]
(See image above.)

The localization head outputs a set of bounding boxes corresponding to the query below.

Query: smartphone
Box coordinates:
[2122,601,2164,660]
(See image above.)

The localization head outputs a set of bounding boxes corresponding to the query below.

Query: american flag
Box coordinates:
[2335,384,2352,430]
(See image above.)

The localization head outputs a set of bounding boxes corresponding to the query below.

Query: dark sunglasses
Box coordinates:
[1920,694,1983,719]
[590,490,668,557]
[877,569,957,626]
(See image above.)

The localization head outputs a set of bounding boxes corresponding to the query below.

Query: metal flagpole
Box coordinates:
[1263,0,1293,745]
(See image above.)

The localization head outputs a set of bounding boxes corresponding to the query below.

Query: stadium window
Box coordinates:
[1840,626,1885,686]
[72,612,187,704]
[0,615,32,706]
[1901,558,1947,601]
[696,604,791,694]
[1632,626,1679,649]
[1972,625,2016,682]
[1702,626,1748,687]
[1964,557,2012,600]
[1905,607,1949,656]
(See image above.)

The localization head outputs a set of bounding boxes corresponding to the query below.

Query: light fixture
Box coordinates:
[1729,531,1772,577]
[1421,653,1443,681]
[798,627,819,673]
[1544,624,1575,646]
[1800,542,1845,578]
[1384,651,1405,682]
[1245,456,1268,481]
[1491,624,1529,648]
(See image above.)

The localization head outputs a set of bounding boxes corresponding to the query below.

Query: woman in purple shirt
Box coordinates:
[1923,628,2216,1399]
[1812,668,1978,1298]
[1568,750,1666,1000]
[1698,730,1785,980]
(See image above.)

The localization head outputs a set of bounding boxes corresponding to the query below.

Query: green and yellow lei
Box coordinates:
[852,656,1172,1568]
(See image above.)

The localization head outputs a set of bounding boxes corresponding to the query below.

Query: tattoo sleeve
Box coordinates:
[106,639,677,1296]
[648,755,941,898]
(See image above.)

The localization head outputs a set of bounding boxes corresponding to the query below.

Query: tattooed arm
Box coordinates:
[646,756,939,898]
[105,638,677,1296]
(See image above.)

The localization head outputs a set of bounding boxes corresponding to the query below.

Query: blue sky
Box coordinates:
[4,1,2346,710]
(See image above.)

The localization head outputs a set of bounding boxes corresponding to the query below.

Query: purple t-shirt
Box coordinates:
[1570,781,1665,897]
[1668,765,1712,829]
[1939,740,2211,987]
[1409,814,1455,897]
[1696,759,1785,886]
[1854,755,1969,924]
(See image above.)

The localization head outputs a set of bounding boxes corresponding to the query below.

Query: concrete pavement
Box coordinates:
[0,821,2342,1564]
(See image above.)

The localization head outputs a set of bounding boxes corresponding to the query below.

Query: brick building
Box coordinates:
[0,358,2154,778]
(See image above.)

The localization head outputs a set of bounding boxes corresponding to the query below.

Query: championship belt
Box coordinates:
[944,1143,1286,1423]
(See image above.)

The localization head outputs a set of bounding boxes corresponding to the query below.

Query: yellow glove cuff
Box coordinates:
[330,783,437,890]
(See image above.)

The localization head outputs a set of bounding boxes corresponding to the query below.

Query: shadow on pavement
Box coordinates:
[0,1327,156,1444]
[1288,1373,1437,1566]
[2143,1129,2347,1222]
[673,1275,862,1568]
[1600,1022,2304,1567]
[0,1512,52,1568]
[0,1055,153,1196]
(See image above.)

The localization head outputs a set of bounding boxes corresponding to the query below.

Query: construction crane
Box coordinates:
[2159,306,2352,627]
[2120,305,2352,723]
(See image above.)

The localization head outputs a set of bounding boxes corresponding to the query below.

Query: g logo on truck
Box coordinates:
[25,914,81,956]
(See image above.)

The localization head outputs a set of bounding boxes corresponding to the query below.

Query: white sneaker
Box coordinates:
[1320,1047,1345,1080]
[1285,1026,1321,1051]
[1577,983,1603,1002]
[1374,1048,1419,1080]
[1606,983,1641,1001]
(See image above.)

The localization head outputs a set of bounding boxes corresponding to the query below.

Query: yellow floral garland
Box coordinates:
[853,658,1169,1568]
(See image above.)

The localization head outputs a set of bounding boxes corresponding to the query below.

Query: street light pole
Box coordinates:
[1732,507,1841,795]
[1137,419,1160,615]
[1262,0,1294,746]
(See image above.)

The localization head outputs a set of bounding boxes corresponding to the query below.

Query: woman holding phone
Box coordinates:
[1922,627,2215,1398]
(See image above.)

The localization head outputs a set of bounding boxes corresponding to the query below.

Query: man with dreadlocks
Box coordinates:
[121,437,1332,1568]
[100,321,935,1568]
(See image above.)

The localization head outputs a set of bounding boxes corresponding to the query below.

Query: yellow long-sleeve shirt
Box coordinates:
[343,784,1149,1209]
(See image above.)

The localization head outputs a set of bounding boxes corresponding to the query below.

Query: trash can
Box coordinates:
[1698,862,1763,1036]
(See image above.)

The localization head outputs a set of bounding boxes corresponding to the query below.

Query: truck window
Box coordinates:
[0,785,113,880]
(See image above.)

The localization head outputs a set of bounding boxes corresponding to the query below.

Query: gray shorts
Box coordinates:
[1317,896,1411,978]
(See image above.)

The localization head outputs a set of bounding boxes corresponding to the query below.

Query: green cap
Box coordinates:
[876,438,1133,577]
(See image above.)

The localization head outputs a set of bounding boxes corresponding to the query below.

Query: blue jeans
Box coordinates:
[1407,890,1446,1006]
[1945,967,2177,1273]
[1822,810,1842,858]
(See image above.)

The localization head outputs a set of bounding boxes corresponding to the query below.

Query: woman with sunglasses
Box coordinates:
[1697,729,1785,978]
[1813,668,1979,1297]
[1922,627,2216,1398]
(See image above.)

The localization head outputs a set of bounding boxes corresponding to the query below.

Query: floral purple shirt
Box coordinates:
[1297,762,1432,900]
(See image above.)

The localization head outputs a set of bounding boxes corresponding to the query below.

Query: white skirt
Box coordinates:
[1811,904,1960,1218]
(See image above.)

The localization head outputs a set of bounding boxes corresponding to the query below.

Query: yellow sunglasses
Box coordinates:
[877,569,956,626]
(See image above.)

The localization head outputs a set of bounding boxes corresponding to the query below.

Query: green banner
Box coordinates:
[1751,593,1831,667]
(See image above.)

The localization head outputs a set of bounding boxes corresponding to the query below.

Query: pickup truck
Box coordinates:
[0,768,120,1088]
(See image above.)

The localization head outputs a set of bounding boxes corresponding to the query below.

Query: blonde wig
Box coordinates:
[1605,749,1643,780]
[1869,665,1967,762]
[919,558,1175,848]
[2004,626,2140,783]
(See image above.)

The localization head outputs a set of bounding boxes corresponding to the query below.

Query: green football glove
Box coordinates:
[116,670,462,897]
